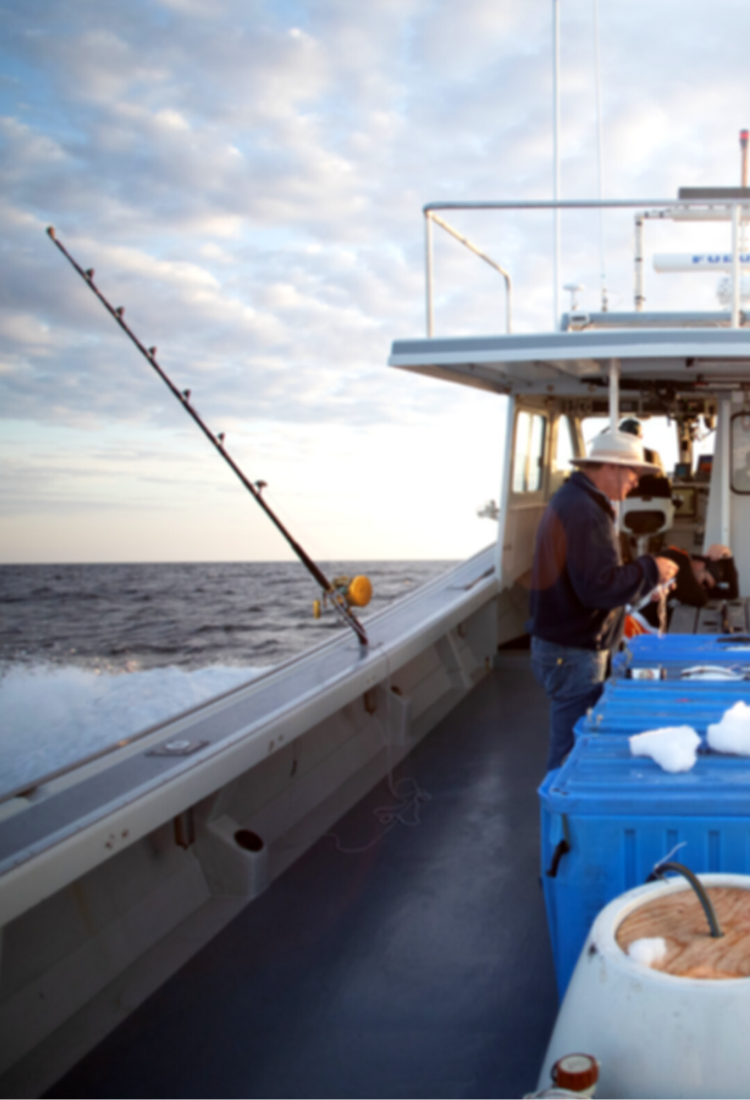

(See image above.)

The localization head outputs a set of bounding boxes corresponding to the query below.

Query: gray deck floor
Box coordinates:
[47,655,558,1099]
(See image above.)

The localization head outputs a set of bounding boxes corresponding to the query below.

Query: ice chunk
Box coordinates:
[628,936,667,968]
[629,726,701,773]
[707,701,750,755]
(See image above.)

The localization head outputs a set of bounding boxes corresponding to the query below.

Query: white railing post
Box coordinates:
[425,212,434,337]
[609,358,620,431]
[732,202,741,329]
[427,212,513,334]
[634,214,645,311]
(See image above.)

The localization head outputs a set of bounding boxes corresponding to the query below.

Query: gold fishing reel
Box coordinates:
[313,575,373,619]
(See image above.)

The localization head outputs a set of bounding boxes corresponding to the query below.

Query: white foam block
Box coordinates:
[627,936,668,968]
[707,700,750,755]
[629,726,701,773]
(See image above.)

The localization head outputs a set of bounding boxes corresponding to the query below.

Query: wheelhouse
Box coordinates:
[390,192,750,640]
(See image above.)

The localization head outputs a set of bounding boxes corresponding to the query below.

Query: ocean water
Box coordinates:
[0,560,452,799]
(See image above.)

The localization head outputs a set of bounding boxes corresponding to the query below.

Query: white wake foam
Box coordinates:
[0,663,262,799]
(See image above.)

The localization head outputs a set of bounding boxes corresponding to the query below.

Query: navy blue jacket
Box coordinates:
[526,471,660,650]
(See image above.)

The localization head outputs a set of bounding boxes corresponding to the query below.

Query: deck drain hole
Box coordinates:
[234,829,264,852]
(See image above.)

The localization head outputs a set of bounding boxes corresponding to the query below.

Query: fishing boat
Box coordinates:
[5,181,750,1098]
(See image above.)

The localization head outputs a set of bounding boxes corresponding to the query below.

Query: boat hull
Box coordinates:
[0,550,502,1097]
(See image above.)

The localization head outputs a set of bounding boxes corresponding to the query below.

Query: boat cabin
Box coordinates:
[390,191,750,640]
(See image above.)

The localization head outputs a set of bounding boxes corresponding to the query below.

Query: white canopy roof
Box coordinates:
[388,328,750,397]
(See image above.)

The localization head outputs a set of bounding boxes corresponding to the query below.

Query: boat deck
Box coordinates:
[46,655,557,1100]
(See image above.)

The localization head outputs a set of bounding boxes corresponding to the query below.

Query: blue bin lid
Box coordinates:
[577,677,750,737]
[541,735,750,815]
[616,633,750,674]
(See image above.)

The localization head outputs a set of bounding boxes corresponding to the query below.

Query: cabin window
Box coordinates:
[731,412,750,493]
[512,411,546,493]
[553,416,574,473]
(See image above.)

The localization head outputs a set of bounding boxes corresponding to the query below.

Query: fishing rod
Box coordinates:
[46,226,370,647]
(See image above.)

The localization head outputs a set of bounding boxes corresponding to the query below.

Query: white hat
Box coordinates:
[570,428,659,474]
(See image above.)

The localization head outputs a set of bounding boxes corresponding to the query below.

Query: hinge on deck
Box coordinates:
[147,739,209,757]
[174,808,196,849]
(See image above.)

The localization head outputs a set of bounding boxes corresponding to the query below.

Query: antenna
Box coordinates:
[593,0,608,312]
[552,0,561,330]
[563,283,584,312]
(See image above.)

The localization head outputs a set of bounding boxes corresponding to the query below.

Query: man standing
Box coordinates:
[527,428,679,770]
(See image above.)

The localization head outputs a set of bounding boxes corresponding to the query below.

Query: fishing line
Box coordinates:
[323,642,432,855]
[46,227,369,648]
[653,839,688,871]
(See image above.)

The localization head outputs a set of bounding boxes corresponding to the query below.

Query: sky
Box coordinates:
[2,0,749,564]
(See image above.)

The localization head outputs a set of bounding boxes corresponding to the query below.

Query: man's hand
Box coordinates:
[654,556,679,586]
[705,543,732,561]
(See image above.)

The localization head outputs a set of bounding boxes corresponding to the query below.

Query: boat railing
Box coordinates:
[423,194,750,337]
[1,548,498,810]
[424,211,513,335]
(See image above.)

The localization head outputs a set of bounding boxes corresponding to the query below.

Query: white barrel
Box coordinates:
[538,874,750,1099]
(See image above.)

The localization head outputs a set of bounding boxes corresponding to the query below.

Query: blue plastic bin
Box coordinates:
[539,735,750,999]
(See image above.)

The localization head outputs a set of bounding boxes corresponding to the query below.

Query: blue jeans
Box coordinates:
[531,637,608,771]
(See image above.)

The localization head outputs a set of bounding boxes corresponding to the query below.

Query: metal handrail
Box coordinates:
[425,211,512,336]
[422,197,750,334]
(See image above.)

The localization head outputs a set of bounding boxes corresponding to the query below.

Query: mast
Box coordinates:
[552,0,561,330]
[741,128,748,253]
[593,0,608,311]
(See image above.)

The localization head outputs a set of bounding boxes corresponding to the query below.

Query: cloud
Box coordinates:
[3,0,750,560]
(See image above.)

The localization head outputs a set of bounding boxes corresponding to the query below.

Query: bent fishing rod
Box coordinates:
[47,226,370,647]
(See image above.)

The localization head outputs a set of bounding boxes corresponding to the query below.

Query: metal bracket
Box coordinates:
[147,739,209,757]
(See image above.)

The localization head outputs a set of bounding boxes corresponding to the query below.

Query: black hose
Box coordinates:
[647,860,723,938]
